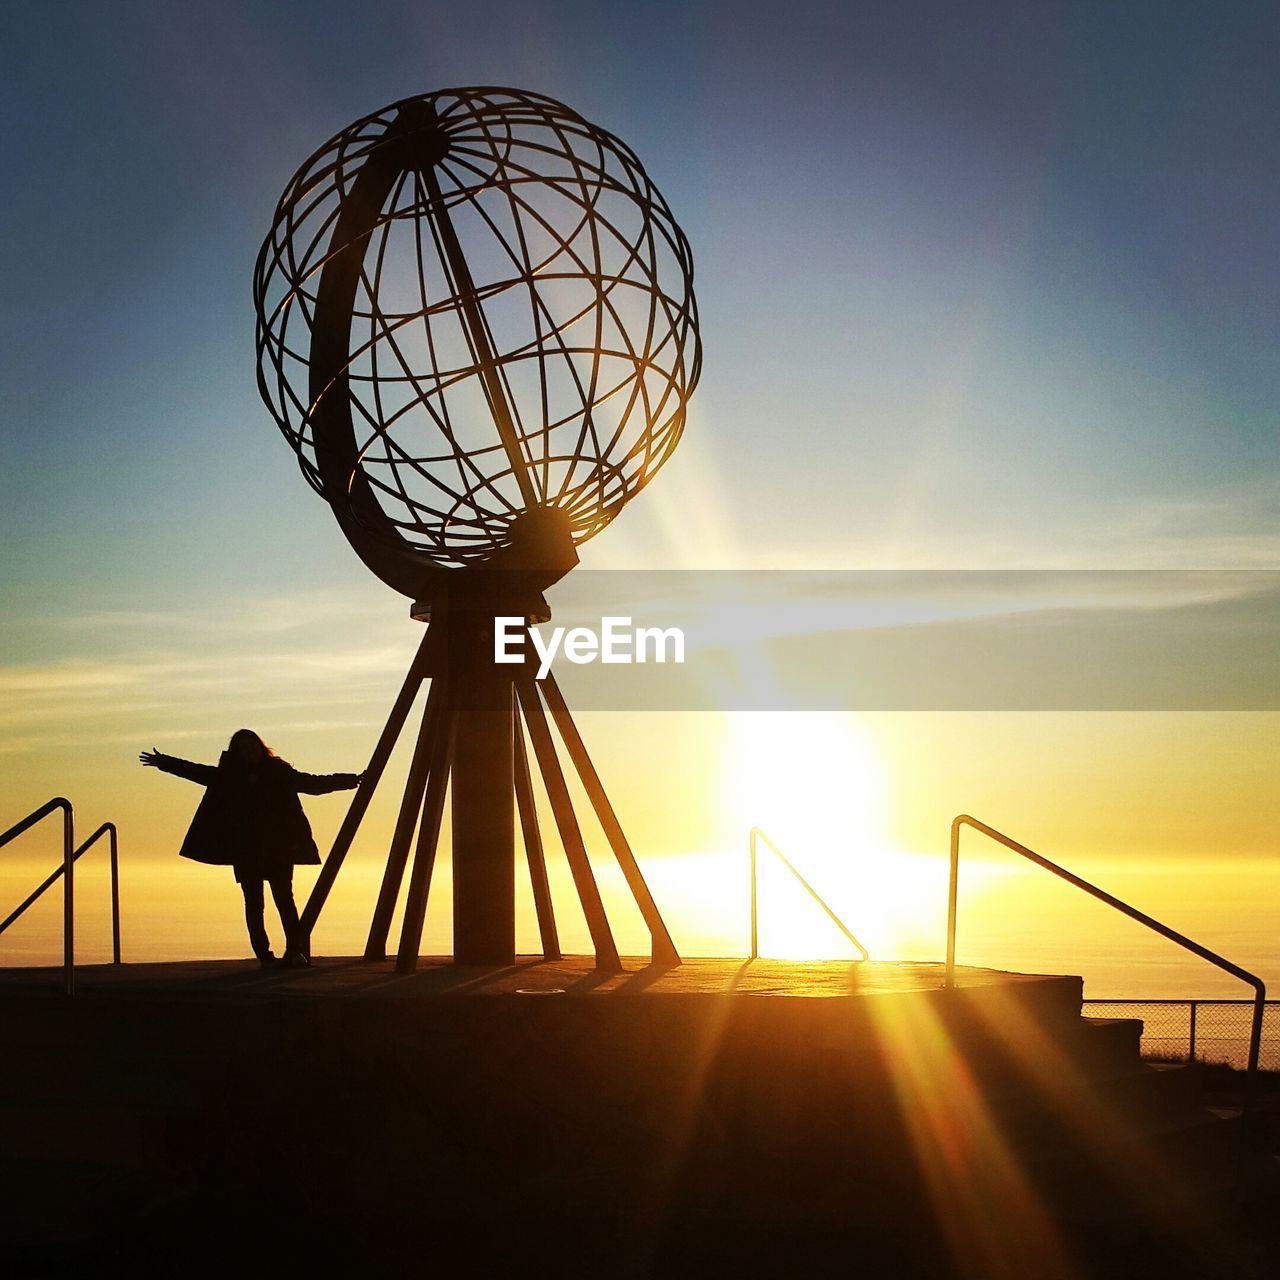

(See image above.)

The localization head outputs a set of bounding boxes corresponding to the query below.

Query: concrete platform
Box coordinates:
[1,956,1267,1277]
[0,954,1076,1002]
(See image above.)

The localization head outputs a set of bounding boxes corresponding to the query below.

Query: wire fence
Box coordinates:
[1082,999,1280,1071]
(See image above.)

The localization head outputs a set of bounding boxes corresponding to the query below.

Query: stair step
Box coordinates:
[998,1061,1210,1155]
[1078,1015,1145,1061]
[1032,1107,1243,1223]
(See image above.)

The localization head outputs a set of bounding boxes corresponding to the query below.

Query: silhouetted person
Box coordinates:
[140,730,361,967]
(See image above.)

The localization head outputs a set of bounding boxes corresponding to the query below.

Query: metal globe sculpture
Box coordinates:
[252,89,698,970]
[254,86,700,603]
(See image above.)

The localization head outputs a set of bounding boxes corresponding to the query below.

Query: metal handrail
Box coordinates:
[749,827,869,961]
[945,814,1267,1128]
[1,820,121,971]
[0,798,75,995]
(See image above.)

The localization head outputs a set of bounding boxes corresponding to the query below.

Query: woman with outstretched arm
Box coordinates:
[141,729,361,967]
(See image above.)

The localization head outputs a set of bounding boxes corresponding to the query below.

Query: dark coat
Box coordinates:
[156,752,359,880]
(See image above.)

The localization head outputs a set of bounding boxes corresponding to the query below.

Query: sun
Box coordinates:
[718,711,938,959]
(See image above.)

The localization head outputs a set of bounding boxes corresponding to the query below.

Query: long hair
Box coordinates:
[225,728,280,768]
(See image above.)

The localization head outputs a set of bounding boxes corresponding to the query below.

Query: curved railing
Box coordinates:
[750,827,869,961]
[0,800,122,996]
[945,814,1267,1126]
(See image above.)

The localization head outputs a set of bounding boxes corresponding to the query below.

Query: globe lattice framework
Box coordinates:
[250,88,699,971]
[254,85,701,579]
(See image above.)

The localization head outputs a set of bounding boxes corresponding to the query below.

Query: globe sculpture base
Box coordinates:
[298,604,679,972]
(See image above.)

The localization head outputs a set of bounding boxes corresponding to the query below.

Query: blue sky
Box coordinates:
[3,0,1277,620]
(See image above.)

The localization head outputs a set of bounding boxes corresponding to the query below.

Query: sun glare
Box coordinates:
[718,711,940,959]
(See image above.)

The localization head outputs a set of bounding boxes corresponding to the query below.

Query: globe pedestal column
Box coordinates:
[450,609,516,966]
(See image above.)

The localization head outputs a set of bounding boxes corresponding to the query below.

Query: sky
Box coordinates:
[1,1,1276,982]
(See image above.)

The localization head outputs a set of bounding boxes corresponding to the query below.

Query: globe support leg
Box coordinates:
[516,673,621,972]
[395,678,453,973]
[365,676,445,959]
[299,625,434,942]
[515,715,561,961]
[541,673,680,965]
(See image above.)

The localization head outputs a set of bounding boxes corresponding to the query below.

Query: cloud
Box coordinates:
[0,588,418,753]
[52,588,378,636]
[2,572,1277,751]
